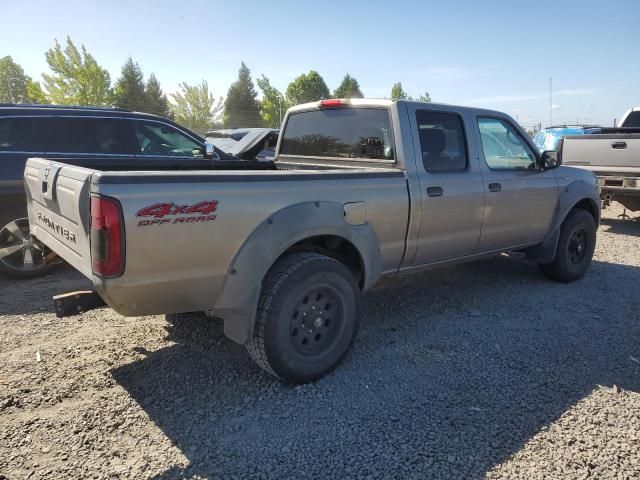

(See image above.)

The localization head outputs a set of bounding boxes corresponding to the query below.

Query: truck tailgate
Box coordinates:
[24,158,94,278]
[563,134,640,168]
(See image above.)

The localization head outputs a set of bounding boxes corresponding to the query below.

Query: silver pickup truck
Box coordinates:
[24,99,600,383]
[562,107,640,215]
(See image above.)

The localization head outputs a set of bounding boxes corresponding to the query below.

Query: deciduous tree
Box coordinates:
[257,75,288,128]
[42,36,111,106]
[170,80,222,133]
[0,56,31,103]
[390,82,408,101]
[286,71,330,105]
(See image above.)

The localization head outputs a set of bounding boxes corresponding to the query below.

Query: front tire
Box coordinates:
[246,252,360,384]
[538,208,596,283]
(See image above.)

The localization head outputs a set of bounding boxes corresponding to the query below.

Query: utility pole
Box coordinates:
[549,77,553,127]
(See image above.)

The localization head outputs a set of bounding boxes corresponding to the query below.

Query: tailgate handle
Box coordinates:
[611,141,627,150]
[40,162,62,201]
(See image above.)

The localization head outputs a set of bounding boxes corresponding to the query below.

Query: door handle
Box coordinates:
[426,186,443,197]
[611,141,627,150]
[488,182,502,193]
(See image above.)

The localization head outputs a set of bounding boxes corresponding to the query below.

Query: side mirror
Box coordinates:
[204,142,219,160]
[541,150,560,170]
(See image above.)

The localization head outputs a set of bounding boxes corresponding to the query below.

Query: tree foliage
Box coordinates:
[333,74,363,99]
[113,57,146,111]
[417,92,431,102]
[170,80,222,133]
[144,73,171,118]
[286,71,330,105]
[391,82,408,101]
[42,36,111,106]
[257,75,288,128]
[26,80,48,104]
[223,62,263,128]
[0,56,32,103]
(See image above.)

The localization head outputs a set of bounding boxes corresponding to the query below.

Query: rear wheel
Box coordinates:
[0,218,57,279]
[538,208,596,283]
[246,252,360,384]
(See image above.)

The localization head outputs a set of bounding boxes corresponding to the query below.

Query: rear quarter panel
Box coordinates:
[92,171,409,316]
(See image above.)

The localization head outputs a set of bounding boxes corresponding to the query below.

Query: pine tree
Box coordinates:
[223,62,263,128]
[113,57,146,111]
[144,73,171,118]
[333,74,364,99]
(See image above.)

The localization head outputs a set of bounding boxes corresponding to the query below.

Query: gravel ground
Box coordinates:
[1,204,639,480]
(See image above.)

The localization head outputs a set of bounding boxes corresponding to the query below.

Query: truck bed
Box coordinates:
[25,157,409,316]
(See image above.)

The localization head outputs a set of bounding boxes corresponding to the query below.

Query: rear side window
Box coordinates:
[0,117,49,152]
[416,111,467,172]
[48,117,135,155]
[280,108,394,160]
[622,111,640,128]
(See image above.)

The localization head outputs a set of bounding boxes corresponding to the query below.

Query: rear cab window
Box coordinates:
[279,108,394,161]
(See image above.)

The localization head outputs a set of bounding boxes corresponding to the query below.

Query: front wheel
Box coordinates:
[538,209,596,283]
[246,252,360,384]
[0,218,58,279]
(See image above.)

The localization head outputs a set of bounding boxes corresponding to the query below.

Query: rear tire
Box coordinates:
[246,252,360,384]
[538,208,596,283]
[0,218,57,279]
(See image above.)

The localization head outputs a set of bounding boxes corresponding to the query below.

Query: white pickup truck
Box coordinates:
[562,107,640,214]
[24,99,600,383]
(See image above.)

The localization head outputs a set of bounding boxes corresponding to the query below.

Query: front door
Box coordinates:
[475,116,559,252]
[410,107,486,265]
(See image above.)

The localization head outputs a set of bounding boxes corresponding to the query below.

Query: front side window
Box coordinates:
[280,108,394,160]
[133,121,203,157]
[478,117,537,170]
[416,110,467,172]
[0,117,49,152]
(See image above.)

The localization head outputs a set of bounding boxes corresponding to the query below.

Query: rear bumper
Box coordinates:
[597,175,640,196]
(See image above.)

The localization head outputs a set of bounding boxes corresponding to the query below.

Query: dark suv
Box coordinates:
[0,104,213,278]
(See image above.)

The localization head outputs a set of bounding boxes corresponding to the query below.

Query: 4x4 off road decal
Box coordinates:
[136,201,218,227]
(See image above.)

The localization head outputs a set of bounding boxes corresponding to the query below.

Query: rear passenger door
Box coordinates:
[409,107,485,265]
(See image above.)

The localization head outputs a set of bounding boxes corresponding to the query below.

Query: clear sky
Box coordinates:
[2,0,639,127]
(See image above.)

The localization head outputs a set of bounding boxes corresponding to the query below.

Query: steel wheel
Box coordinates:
[568,228,588,265]
[0,218,55,278]
[289,286,344,357]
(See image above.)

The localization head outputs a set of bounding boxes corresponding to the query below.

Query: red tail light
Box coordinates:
[90,195,124,277]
